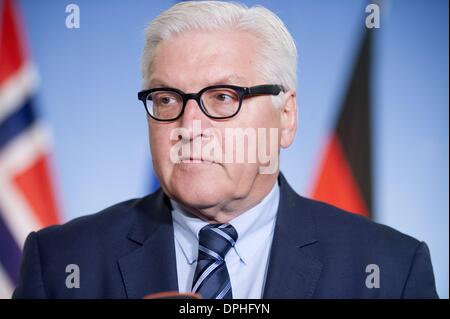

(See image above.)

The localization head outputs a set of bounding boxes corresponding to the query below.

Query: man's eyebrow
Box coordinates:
[147,74,249,89]
[147,78,171,88]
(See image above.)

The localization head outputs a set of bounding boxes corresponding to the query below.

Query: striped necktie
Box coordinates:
[191,224,238,299]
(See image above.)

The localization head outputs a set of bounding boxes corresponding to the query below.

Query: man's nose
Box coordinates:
[180,98,208,130]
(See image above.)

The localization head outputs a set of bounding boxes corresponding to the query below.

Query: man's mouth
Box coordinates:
[179,156,218,164]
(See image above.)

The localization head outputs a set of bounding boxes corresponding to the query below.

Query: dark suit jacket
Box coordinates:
[13,174,438,298]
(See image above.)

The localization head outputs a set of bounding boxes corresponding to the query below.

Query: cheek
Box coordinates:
[246,99,280,128]
[149,124,175,162]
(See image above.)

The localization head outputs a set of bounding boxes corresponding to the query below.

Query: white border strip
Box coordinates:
[0,62,39,123]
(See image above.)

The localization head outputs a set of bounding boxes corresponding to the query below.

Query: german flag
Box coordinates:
[311,29,373,218]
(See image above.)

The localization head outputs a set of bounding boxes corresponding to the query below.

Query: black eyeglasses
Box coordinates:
[137,84,286,121]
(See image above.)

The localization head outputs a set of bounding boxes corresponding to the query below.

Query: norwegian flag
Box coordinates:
[0,0,60,298]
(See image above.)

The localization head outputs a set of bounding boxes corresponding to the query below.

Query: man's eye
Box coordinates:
[157,95,177,105]
[215,93,234,102]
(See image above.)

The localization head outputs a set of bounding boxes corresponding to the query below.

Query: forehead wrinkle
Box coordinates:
[207,74,249,86]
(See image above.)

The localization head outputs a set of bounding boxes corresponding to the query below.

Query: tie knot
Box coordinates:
[197,224,238,261]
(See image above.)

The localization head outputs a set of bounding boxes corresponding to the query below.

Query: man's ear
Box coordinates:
[279,89,297,148]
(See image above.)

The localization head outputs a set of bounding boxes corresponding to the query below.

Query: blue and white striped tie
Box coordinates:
[192,224,238,299]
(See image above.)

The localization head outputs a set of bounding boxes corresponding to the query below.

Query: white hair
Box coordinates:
[141,1,297,106]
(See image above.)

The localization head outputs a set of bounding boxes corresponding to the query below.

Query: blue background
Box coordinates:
[18,0,448,297]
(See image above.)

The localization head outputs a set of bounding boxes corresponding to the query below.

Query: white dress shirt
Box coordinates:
[171,181,280,299]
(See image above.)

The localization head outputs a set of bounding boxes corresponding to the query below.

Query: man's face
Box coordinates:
[147,30,290,216]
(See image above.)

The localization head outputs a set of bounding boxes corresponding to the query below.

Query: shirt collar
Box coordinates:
[171,200,208,265]
[171,181,280,265]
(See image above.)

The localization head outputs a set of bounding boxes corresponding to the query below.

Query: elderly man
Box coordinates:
[13,1,437,299]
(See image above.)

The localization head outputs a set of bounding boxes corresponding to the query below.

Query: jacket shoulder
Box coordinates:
[36,197,140,244]
[13,196,154,299]
[298,196,422,254]
[296,196,437,298]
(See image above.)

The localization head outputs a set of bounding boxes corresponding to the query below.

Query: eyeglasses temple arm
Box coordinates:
[247,85,286,96]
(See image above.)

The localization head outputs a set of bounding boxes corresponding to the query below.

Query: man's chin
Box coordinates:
[172,190,227,213]
[169,170,229,208]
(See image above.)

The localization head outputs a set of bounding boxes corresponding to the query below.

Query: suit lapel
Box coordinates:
[263,174,323,299]
[118,190,179,299]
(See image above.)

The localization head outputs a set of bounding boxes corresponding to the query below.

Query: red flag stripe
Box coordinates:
[0,0,27,86]
[13,154,59,226]
[311,134,369,216]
